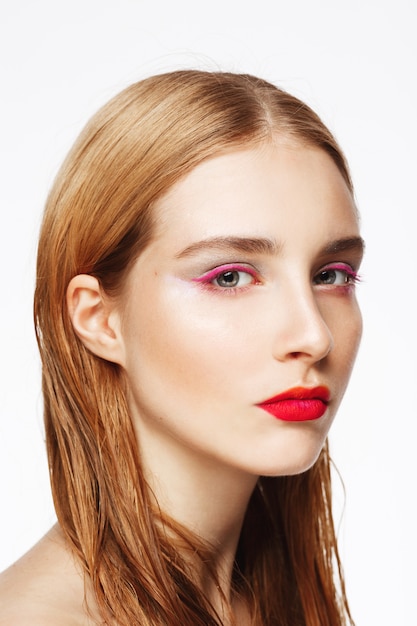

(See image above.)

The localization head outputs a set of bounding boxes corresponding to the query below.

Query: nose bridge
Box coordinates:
[273,278,333,362]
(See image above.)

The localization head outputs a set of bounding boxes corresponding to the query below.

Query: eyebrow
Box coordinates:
[176,235,365,259]
[319,236,365,256]
[175,236,281,258]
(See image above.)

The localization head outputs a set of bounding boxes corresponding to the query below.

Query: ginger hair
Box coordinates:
[34,70,355,625]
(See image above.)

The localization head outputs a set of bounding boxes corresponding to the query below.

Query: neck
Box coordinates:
[139,434,258,604]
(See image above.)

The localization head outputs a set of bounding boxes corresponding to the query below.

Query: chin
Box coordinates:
[253,441,325,478]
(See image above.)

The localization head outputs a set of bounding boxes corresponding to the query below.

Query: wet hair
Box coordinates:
[34,70,354,625]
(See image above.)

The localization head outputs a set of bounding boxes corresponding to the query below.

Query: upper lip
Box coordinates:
[258,385,330,405]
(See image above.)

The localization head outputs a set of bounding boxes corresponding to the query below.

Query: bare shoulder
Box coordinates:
[0,525,101,626]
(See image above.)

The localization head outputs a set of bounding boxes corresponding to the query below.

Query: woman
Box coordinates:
[0,70,364,625]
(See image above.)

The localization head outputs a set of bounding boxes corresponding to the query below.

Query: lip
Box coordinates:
[256,386,330,422]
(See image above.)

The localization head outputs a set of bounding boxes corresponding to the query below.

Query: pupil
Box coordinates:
[219,271,239,287]
[322,270,335,284]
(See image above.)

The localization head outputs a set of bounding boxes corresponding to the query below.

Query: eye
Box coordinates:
[214,269,254,288]
[313,263,360,286]
[193,263,259,291]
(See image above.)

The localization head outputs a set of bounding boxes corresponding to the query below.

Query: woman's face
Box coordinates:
[117,140,363,481]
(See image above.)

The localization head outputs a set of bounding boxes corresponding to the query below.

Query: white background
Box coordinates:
[1,1,416,624]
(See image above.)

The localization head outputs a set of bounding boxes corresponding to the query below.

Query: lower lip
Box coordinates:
[258,399,328,422]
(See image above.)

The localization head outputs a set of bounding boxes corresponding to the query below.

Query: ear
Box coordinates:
[66,274,125,365]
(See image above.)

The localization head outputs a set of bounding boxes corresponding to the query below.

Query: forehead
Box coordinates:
[150,141,358,247]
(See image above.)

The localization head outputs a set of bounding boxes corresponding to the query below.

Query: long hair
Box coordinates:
[34,70,355,625]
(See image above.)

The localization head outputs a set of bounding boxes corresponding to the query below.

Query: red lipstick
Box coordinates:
[257,386,330,422]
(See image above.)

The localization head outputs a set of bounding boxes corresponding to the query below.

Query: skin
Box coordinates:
[0,139,363,625]
[0,526,100,625]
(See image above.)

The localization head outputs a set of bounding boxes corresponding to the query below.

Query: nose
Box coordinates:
[272,284,333,364]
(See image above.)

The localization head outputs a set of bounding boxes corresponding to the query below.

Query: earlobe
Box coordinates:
[66,274,125,365]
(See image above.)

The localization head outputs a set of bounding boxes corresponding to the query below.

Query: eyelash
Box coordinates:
[193,262,361,294]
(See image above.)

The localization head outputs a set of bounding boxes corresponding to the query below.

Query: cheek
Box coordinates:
[327,298,362,378]
[121,283,260,401]
[343,302,363,353]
